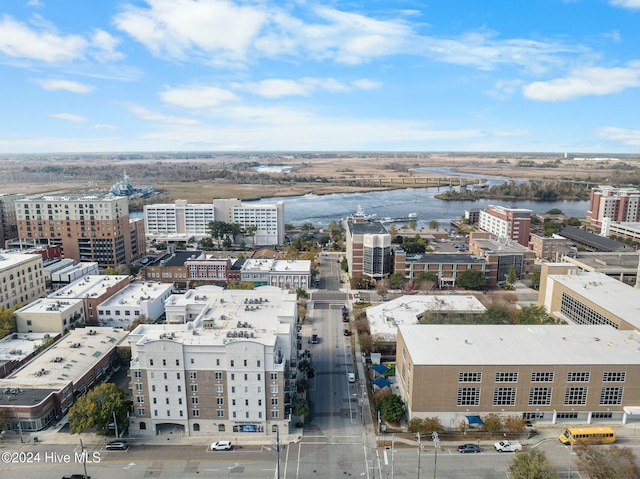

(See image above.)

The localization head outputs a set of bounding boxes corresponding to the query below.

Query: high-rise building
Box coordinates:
[0,252,46,310]
[343,219,391,280]
[587,185,640,229]
[478,205,532,247]
[144,199,285,246]
[15,194,144,267]
[0,194,23,248]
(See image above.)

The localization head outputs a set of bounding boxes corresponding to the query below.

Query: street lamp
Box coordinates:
[567,432,573,478]
[432,432,440,479]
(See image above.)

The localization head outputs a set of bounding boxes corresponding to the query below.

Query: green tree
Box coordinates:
[513,305,553,325]
[402,235,427,254]
[292,398,310,418]
[68,383,130,436]
[104,267,117,275]
[429,220,439,230]
[296,288,309,299]
[0,307,18,339]
[504,415,526,432]
[341,257,349,272]
[416,272,438,292]
[377,394,405,423]
[530,269,541,290]
[542,220,562,236]
[508,449,557,479]
[455,269,487,290]
[482,413,503,432]
[576,444,640,479]
[387,272,407,289]
[506,266,518,288]
[481,305,513,324]
[545,208,563,215]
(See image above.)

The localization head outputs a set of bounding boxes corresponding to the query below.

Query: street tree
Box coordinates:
[408,417,444,434]
[416,272,438,291]
[513,305,553,325]
[530,269,541,290]
[576,444,640,479]
[506,266,518,288]
[429,220,439,230]
[481,413,502,432]
[68,383,130,436]
[0,307,17,339]
[508,449,557,479]
[377,394,405,423]
[455,269,487,290]
[387,272,407,289]
[292,398,310,418]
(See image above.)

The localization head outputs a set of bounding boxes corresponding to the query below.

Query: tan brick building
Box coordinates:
[0,252,46,310]
[396,324,640,426]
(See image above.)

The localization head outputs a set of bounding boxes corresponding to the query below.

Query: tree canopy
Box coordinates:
[0,307,17,339]
[577,444,640,479]
[508,449,557,479]
[455,269,487,290]
[387,272,408,289]
[292,398,310,417]
[68,383,130,436]
[377,394,405,423]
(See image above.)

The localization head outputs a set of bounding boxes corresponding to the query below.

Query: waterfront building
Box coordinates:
[14,297,84,334]
[587,185,640,230]
[538,263,640,330]
[602,221,640,243]
[0,328,128,432]
[396,324,640,426]
[128,285,297,437]
[144,199,285,246]
[558,226,631,253]
[15,194,144,267]
[0,252,46,310]
[478,205,532,247]
[468,232,535,286]
[343,218,391,280]
[240,259,311,289]
[391,249,487,288]
[48,275,131,326]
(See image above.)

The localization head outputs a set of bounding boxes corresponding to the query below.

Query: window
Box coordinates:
[257,360,261,367]
[190,384,198,392]
[556,412,578,419]
[191,397,199,405]
[134,370,142,378]
[231,373,235,381]
[271,398,278,406]
[151,385,156,392]
[567,372,590,382]
[149,359,154,366]
[217,398,224,405]
[177,386,181,392]
[528,387,552,405]
[137,408,145,415]
[192,410,200,417]
[164,385,168,392]
[176,373,181,380]
[190,372,197,379]
[600,387,623,405]
[215,372,223,380]
[216,385,224,393]
[457,387,480,406]
[216,358,220,366]
[230,360,234,367]
[270,373,278,380]
[257,373,261,381]
[592,412,613,419]
[458,372,482,383]
[136,396,144,403]
[270,385,278,393]
[603,372,626,382]
[271,410,279,418]
[176,359,180,366]
[531,372,554,382]
[165,398,170,404]
[163,373,167,380]
[193,423,200,431]
[493,387,516,406]
[153,398,157,404]
[217,410,225,418]
[162,359,166,366]
[495,372,518,383]
[564,387,588,405]
[244,374,248,381]
[244,359,247,366]
[135,384,143,391]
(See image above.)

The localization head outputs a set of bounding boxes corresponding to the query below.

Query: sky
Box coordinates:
[2,0,640,154]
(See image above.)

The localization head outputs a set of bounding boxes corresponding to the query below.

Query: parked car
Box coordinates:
[62,476,90,479]
[494,440,522,452]
[458,444,482,453]
[311,334,319,344]
[210,440,233,451]
[105,440,129,451]
[348,372,356,383]
[343,329,351,336]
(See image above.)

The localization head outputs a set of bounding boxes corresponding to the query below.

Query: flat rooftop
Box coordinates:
[399,324,640,366]
[0,252,40,271]
[405,253,486,264]
[0,333,52,363]
[548,271,640,329]
[48,275,129,299]
[242,259,311,272]
[368,295,486,341]
[0,327,128,395]
[98,281,174,308]
[561,252,640,272]
[16,297,83,315]
[474,237,532,254]
[347,220,389,235]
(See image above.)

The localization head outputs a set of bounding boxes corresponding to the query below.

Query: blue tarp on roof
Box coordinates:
[466,415,483,425]
[371,377,391,389]
[371,364,389,375]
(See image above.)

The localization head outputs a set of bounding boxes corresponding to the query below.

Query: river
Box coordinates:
[248,167,590,227]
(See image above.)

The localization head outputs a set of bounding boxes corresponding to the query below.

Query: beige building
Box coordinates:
[396,324,640,426]
[0,252,46,310]
[343,218,391,280]
[15,297,84,334]
[538,263,640,330]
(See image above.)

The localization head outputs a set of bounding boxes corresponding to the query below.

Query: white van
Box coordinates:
[348,372,356,383]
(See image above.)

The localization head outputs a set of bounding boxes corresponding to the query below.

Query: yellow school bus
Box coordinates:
[559,426,616,445]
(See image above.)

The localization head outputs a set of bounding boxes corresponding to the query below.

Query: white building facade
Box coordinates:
[96,281,174,328]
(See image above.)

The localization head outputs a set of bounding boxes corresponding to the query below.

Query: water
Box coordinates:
[248,167,590,227]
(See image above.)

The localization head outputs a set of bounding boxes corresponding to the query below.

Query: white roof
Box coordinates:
[98,281,173,308]
[241,259,310,273]
[0,333,52,362]
[0,327,128,389]
[48,275,129,299]
[399,324,640,366]
[549,271,640,329]
[367,295,486,341]
[16,297,83,314]
[0,252,41,271]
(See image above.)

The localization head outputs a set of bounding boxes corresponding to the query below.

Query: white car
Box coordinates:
[348,372,356,383]
[210,440,233,451]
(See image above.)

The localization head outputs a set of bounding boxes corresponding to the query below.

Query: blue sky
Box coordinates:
[2,0,640,154]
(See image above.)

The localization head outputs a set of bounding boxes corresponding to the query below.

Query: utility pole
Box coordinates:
[416,432,422,479]
[275,426,281,479]
[567,432,573,479]
[79,438,88,479]
[432,432,440,479]
[112,410,119,439]
[391,434,395,479]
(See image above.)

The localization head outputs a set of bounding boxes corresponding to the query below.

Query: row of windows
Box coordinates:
[135,369,278,384]
[459,371,626,383]
[457,387,624,406]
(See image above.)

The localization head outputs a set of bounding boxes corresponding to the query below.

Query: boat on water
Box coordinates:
[379,213,418,223]
[110,171,154,198]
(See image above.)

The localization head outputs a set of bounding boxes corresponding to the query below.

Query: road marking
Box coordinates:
[383,449,389,465]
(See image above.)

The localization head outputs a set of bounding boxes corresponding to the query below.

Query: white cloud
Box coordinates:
[49,113,88,122]
[609,0,640,9]
[127,104,200,125]
[236,77,377,98]
[90,29,124,62]
[351,79,381,90]
[160,85,239,109]
[35,79,95,93]
[0,14,87,62]
[597,126,640,145]
[523,63,640,101]
[91,124,118,130]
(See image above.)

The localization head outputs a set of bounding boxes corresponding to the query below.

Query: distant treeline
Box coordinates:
[436,180,591,201]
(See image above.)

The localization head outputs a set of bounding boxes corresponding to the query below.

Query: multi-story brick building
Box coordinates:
[587,185,640,230]
[396,324,640,426]
[468,232,535,286]
[127,286,297,437]
[0,194,23,248]
[344,219,391,280]
[391,249,487,288]
[478,205,532,247]
[15,194,144,267]
[0,252,46,310]
[528,233,571,260]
